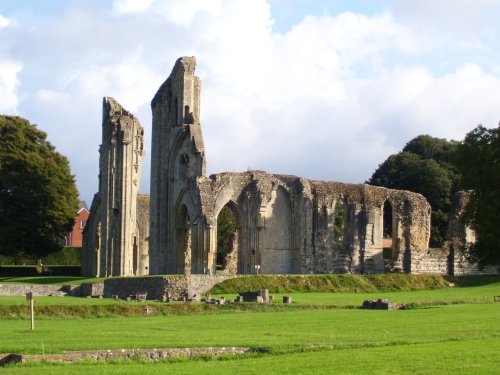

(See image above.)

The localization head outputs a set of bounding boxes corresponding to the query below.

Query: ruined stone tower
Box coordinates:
[149,56,206,274]
[82,97,147,277]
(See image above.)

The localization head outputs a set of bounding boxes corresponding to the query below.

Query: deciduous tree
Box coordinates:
[368,135,460,247]
[0,116,79,258]
[454,125,500,267]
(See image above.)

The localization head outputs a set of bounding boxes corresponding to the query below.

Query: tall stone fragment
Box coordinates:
[82,97,145,276]
[149,56,205,274]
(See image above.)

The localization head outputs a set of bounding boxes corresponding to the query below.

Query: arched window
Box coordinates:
[333,198,345,245]
[382,200,393,259]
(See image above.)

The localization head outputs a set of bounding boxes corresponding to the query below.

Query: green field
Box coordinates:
[1,276,499,374]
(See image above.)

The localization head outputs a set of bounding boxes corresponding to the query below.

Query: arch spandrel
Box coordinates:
[260,186,293,274]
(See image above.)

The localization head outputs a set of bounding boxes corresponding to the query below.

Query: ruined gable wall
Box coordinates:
[149,57,205,275]
[82,97,144,277]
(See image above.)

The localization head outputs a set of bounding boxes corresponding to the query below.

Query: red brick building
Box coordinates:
[61,201,89,247]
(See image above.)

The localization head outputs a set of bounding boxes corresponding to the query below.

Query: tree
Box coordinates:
[454,125,500,267]
[0,116,79,259]
[216,206,237,267]
[368,135,460,247]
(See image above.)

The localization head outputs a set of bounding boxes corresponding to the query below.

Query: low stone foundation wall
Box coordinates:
[80,282,104,297]
[407,249,498,275]
[100,275,235,301]
[0,275,234,299]
[0,347,250,366]
[408,249,450,274]
[0,284,80,297]
[188,275,232,298]
[361,299,405,310]
[102,276,187,300]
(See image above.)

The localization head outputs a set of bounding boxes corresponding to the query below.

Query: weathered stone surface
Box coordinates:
[82,98,146,277]
[0,283,103,297]
[240,289,271,303]
[448,191,476,244]
[79,282,104,297]
[361,299,405,310]
[97,275,233,301]
[0,284,82,297]
[0,347,250,365]
[81,56,495,279]
[149,56,205,275]
[0,354,22,367]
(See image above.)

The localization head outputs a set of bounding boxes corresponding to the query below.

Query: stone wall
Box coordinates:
[101,275,235,300]
[102,276,187,300]
[79,282,104,297]
[406,249,450,274]
[0,284,80,297]
[0,275,234,299]
[188,274,233,298]
[404,247,497,275]
[8,347,250,365]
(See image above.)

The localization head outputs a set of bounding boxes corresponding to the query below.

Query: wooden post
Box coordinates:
[26,292,34,331]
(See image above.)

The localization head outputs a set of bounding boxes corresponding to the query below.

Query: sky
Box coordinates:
[1,0,499,204]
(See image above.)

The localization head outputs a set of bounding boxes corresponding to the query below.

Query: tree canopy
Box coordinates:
[454,125,500,267]
[0,116,79,259]
[368,135,460,247]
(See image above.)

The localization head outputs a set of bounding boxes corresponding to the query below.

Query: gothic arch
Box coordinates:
[214,200,244,275]
[172,191,197,274]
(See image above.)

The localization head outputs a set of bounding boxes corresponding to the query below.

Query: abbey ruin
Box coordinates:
[82,56,485,277]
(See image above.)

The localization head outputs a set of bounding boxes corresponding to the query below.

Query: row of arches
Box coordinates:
[173,189,403,275]
[173,187,294,275]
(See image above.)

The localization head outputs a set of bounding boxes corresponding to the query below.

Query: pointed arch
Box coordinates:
[172,190,197,275]
[215,200,243,275]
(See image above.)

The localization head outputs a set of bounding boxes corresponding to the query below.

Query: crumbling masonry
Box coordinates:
[82,98,149,277]
[83,57,488,277]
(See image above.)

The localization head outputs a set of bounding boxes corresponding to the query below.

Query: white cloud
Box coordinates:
[150,0,224,26]
[0,14,17,28]
[3,0,500,202]
[112,0,155,14]
[0,60,22,113]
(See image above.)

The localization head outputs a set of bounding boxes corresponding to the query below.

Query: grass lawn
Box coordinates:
[1,276,499,374]
[6,338,499,374]
[1,303,498,353]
